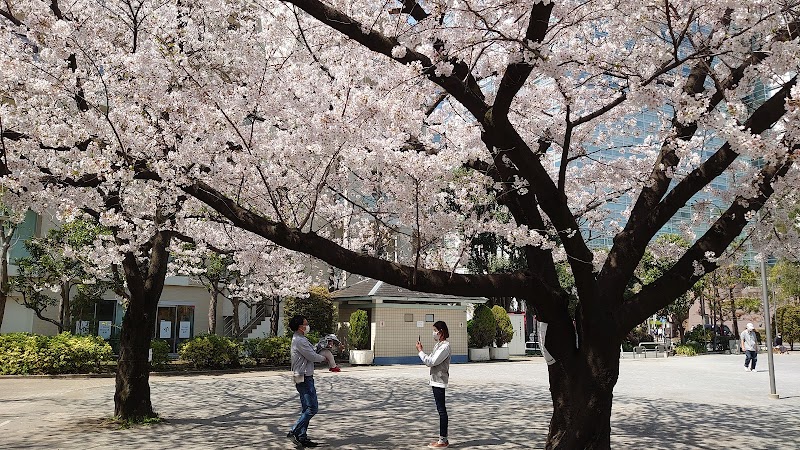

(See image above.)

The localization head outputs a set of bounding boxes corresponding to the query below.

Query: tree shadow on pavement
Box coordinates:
[2,371,799,449]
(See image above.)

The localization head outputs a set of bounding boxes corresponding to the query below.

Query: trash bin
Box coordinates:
[729,339,740,354]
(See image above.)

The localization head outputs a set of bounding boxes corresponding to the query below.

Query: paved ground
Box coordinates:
[1,353,799,449]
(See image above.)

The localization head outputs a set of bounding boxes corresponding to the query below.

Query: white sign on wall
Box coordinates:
[178,321,191,338]
[98,321,112,340]
[416,321,424,328]
[75,321,90,336]
[159,320,172,339]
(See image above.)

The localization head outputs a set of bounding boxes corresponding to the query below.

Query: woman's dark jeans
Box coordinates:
[432,386,448,438]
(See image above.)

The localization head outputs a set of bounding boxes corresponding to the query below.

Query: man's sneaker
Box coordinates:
[299,438,319,447]
[329,367,341,372]
[428,440,449,448]
[744,366,751,372]
[287,432,303,447]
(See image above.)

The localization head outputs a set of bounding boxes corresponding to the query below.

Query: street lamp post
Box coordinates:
[756,217,779,400]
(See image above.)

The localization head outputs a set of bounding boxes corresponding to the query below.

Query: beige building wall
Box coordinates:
[336,300,469,364]
[373,305,467,363]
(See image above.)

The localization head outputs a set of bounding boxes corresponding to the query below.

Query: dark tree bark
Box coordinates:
[230,295,242,337]
[0,221,16,330]
[270,296,281,337]
[57,282,71,334]
[729,287,740,337]
[114,230,172,420]
[208,281,219,334]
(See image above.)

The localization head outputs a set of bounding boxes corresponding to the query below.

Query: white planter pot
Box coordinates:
[468,347,490,361]
[349,349,374,365]
[490,346,509,360]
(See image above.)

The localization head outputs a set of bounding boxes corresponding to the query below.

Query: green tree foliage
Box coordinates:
[466,208,528,312]
[770,259,800,304]
[348,309,370,350]
[492,305,514,347]
[283,285,335,336]
[775,305,800,349]
[714,264,758,337]
[633,234,692,342]
[11,220,120,333]
[0,205,24,332]
[467,304,495,348]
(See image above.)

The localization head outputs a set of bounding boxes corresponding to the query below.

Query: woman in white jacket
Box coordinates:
[416,320,452,448]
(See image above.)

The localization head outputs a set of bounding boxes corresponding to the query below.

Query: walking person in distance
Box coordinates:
[740,322,759,372]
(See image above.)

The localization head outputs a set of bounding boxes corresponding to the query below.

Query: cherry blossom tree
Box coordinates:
[2,0,800,447]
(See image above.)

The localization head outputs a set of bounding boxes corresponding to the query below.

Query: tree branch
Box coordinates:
[181,180,542,298]
[281,0,488,120]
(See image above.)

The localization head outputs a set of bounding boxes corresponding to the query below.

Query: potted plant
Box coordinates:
[348,309,373,365]
[467,304,495,361]
[490,305,514,360]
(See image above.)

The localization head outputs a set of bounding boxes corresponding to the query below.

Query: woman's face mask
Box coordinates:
[304,325,311,334]
[432,330,440,341]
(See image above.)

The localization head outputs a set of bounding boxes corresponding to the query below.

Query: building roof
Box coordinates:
[332,278,486,302]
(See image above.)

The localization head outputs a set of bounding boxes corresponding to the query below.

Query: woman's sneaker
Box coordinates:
[428,438,449,448]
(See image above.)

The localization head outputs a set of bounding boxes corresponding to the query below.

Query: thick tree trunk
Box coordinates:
[729,288,739,337]
[230,296,241,337]
[114,230,171,421]
[0,262,8,331]
[208,283,218,334]
[58,283,70,334]
[270,297,280,337]
[0,229,13,331]
[0,291,6,332]
[114,290,160,420]
[546,342,619,449]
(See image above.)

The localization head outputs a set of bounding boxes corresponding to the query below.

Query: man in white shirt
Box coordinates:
[740,322,758,372]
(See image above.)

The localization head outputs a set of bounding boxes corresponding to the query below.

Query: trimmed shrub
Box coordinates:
[492,305,514,347]
[0,332,113,375]
[678,342,707,355]
[178,334,241,369]
[674,345,696,356]
[468,304,495,348]
[348,309,370,350]
[243,336,292,365]
[283,286,335,336]
[150,340,171,369]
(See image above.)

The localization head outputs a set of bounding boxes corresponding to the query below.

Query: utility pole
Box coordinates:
[756,212,779,400]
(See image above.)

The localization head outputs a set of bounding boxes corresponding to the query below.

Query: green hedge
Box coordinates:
[242,336,292,365]
[178,334,241,369]
[0,332,113,375]
[675,342,706,356]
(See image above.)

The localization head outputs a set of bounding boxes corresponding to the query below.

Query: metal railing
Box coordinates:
[230,302,269,339]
